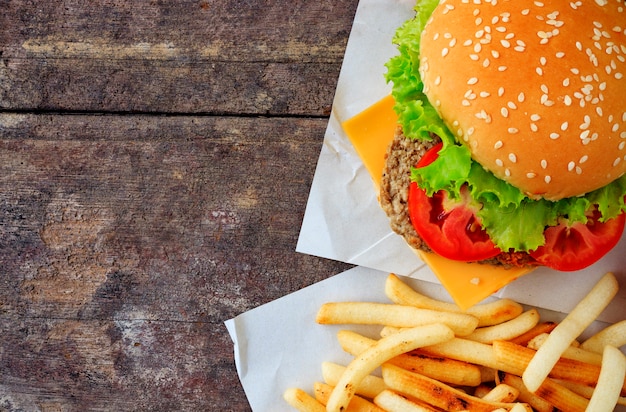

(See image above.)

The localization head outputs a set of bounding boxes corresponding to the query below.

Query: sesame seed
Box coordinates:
[564,95,572,106]
[498,87,505,97]
[530,114,541,121]
[614,158,621,167]
[462,99,471,106]
[494,140,503,149]
[498,66,507,71]
[508,128,519,134]
[491,50,500,58]
[442,48,449,57]
[505,168,511,177]
[527,172,536,178]
[556,52,565,58]
[580,130,591,139]
[468,77,478,85]
[545,175,552,184]
[518,92,525,102]
[496,158,504,167]
[541,160,548,169]
[568,161,575,171]
[550,133,560,139]
[563,78,570,87]
[561,122,569,131]
[507,101,517,110]
[435,76,441,86]
[480,91,490,97]
[536,67,543,76]
[501,107,509,117]
[531,123,538,132]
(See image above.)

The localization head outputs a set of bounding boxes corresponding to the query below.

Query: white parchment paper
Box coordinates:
[225,268,623,411]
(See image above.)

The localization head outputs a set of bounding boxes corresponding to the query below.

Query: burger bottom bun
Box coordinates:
[379,128,537,269]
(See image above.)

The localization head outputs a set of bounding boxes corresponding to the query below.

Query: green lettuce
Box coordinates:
[385,0,626,252]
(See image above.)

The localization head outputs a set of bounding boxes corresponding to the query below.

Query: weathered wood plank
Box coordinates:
[0,113,353,409]
[0,318,247,410]
[0,0,358,115]
[0,113,351,319]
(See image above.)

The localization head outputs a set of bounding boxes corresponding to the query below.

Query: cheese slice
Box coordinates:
[341,95,534,309]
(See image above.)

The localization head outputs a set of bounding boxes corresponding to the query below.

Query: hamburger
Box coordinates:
[380,0,626,271]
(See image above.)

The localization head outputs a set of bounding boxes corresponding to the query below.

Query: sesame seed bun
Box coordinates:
[419,0,626,200]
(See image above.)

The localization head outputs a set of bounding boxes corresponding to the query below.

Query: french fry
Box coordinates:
[373,389,439,412]
[492,340,626,391]
[555,378,626,406]
[586,345,626,412]
[381,363,527,412]
[508,322,557,346]
[316,302,478,336]
[337,330,483,386]
[385,274,523,327]
[283,388,326,412]
[497,372,555,412]
[527,333,603,366]
[580,319,626,354]
[522,272,619,392]
[480,384,519,403]
[326,323,454,412]
[465,309,540,344]
[420,337,502,370]
[321,362,386,399]
[314,382,384,412]
[532,378,589,412]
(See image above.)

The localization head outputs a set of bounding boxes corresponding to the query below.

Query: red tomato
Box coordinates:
[529,208,625,271]
[408,143,501,262]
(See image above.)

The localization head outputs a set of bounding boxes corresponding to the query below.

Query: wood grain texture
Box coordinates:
[0,0,353,115]
[0,0,360,410]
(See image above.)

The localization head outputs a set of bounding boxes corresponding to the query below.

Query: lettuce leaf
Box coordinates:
[384,0,626,252]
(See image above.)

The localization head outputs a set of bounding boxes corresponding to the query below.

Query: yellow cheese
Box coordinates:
[342,95,534,310]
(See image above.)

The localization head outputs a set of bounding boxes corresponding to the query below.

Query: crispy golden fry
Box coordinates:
[465,309,540,344]
[493,340,626,391]
[556,379,626,406]
[314,382,384,412]
[326,324,454,412]
[497,372,555,412]
[321,362,386,399]
[480,384,519,403]
[473,384,493,399]
[283,388,326,412]
[373,389,439,412]
[381,363,527,412]
[316,302,478,336]
[527,333,603,366]
[532,377,589,412]
[384,274,523,327]
[522,272,619,392]
[420,337,502,370]
[586,345,626,412]
[337,330,483,386]
[508,322,557,346]
[580,319,626,354]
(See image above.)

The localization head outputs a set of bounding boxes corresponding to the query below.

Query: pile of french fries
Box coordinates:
[284,272,626,412]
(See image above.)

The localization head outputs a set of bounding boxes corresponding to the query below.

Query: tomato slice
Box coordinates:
[529,208,625,271]
[408,143,501,262]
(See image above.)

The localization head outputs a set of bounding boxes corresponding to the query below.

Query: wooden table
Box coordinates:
[0,1,357,409]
